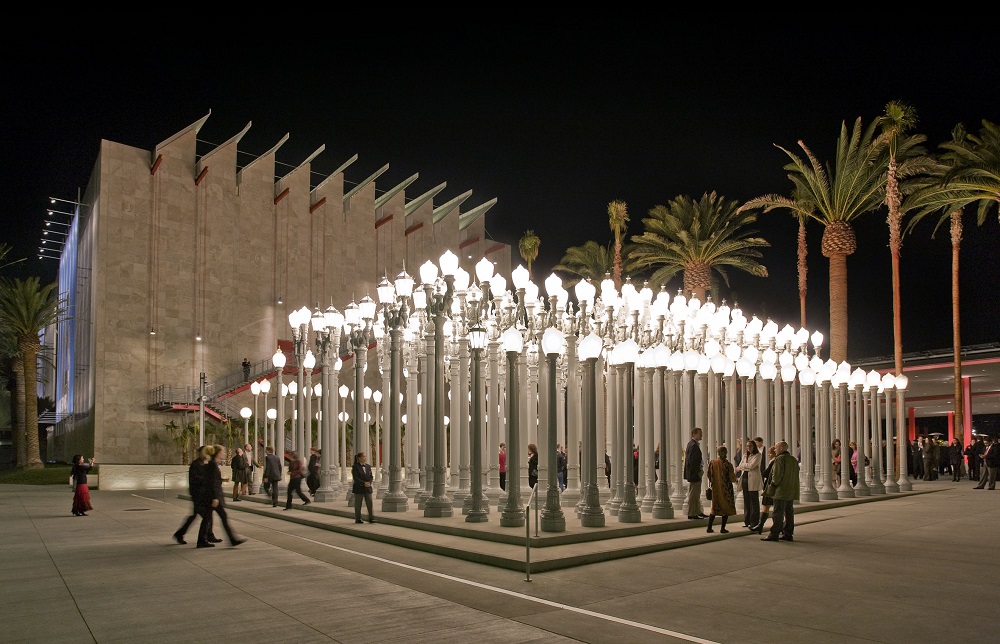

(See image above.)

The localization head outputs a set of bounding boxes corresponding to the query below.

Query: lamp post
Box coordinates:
[849,368,870,496]
[423,251,458,518]
[250,381,262,486]
[303,349,316,451]
[313,304,343,502]
[240,406,252,452]
[372,389,383,490]
[616,338,642,523]
[895,374,911,491]
[272,347,287,488]
[881,373,899,493]
[799,367,819,501]
[866,369,886,495]
[266,408,277,454]
[539,325,567,531]
[339,384,349,487]
[377,268,413,512]
[345,295,376,506]
[817,361,838,500]
[289,306,311,453]
[499,325,525,527]
[578,332,607,526]
[466,321,489,522]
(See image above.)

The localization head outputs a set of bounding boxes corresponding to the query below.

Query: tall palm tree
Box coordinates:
[741,118,887,362]
[518,230,541,280]
[608,200,630,290]
[904,120,1000,434]
[627,192,769,302]
[553,240,615,288]
[876,101,930,379]
[0,277,67,469]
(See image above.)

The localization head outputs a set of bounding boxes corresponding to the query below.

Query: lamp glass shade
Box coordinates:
[339,384,349,397]
[267,408,277,420]
[668,350,685,371]
[541,326,566,355]
[575,279,596,305]
[578,332,603,360]
[303,350,316,369]
[811,330,824,347]
[281,383,288,397]
[288,381,297,395]
[395,270,415,298]
[780,364,797,382]
[325,306,344,331]
[469,325,488,350]
[696,355,711,374]
[344,301,361,326]
[260,379,271,393]
[501,327,524,353]
[849,367,867,388]
[894,374,908,390]
[272,349,287,368]
[759,361,777,380]
[313,383,322,397]
[794,352,809,371]
[799,368,816,386]
[867,370,882,387]
[419,260,438,284]
[240,407,252,419]
[489,273,507,295]
[372,390,382,403]
[359,295,376,320]
[439,250,459,276]
[475,257,495,283]
[311,309,327,331]
[454,266,470,291]
[736,357,756,378]
[250,381,261,395]
[377,275,395,303]
[411,289,427,310]
[544,273,563,298]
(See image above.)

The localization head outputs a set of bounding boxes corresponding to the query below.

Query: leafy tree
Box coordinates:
[628,192,769,302]
[165,419,199,465]
[740,118,886,362]
[518,230,541,279]
[0,277,68,469]
[608,200,630,290]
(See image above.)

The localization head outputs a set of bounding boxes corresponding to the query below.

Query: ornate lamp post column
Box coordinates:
[422,252,458,518]
[339,385,349,486]
[615,339,642,523]
[799,367,819,501]
[272,346,287,494]
[288,306,311,453]
[377,269,413,512]
[895,374,911,491]
[865,369,886,495]
[499,325,525,527]
[540,325,567,531]
[849,368,870,496]
[578,332,606,526]
[466,321,489,522]
[834,363,855,498]
[240,406,252,454]
[250,381,262,489]
[880,373,899,493]
[817,362,838,499]
[344,296,376,505]
[314,305,343,502]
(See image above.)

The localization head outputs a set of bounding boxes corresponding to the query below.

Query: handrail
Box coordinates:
[525,484,540,581]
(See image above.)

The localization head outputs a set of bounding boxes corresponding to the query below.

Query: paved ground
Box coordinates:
[3,478,999,643]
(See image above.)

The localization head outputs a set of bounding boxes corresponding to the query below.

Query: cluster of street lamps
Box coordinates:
[241,250,913,527]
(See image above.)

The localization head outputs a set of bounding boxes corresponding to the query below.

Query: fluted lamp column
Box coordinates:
[466,322,489,522]
[616,338,642,523]
[272,347,287,495]
[849,368,870,496]
[540,325,567,532]
[578,332,606,526]
[865,369,886,495]
[895,374,912,491]
[499,326,526,527]
[289,306,311,453]
[377,269,413,512]
[240,406,252,456]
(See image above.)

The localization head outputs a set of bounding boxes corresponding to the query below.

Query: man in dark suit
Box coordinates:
[684,427,706,520]
[262,445,283,507]
[173,446,219,545]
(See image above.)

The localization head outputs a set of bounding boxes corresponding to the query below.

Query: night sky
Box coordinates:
[3,31,997,361]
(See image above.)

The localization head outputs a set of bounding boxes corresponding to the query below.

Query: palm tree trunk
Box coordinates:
[889,228,903,377]
[12,355,26,468]
[828,254,848,363]
[950,211,963,433]
[20,343,43,469]
[797,216,807,328]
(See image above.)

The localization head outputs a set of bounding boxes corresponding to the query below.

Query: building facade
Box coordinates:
[50,112,511,467]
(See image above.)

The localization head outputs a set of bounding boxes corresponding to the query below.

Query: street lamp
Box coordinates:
[616,338,642,523]
[422,251,458,518]
[466,321,489,522]
[866,369,886,495]
[272,346,287,472]
[289,306,311,454]
[240,406,252,450]
[895,373,911,491]
[250,380,262,479]
[799,367,819,501]
[578,331,606,526]
[499,325,525,527]
[540,325,567,531]
[849,367,870,496]
[339,384,350,487]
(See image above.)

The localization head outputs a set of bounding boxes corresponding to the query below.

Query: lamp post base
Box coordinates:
[423,496,454,517]
[381,491,409,512]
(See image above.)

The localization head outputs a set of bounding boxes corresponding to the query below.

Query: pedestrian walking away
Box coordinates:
[706,445,738,534]
[284,451,311,509]
[173,445,217,544]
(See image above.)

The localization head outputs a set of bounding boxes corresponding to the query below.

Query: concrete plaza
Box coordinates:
[2,478,998,643]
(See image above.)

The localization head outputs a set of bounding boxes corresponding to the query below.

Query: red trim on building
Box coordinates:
[150,154,163,175]
[459,236,480,249]
[485,243,506,255]
[309,197,327,213]
[375,214,394,229]
[274,187,290,205]
[194,167,209,186]
[405,222,424,235]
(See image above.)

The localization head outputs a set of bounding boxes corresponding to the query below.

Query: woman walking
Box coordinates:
[230,446,250,501]
[71,454,96,516]
[284,451,311,510]
[706,446,737,533]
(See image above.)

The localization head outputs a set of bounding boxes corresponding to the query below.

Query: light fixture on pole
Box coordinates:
[894,373,911,491]
[266,408,277,454]
[259,379,272,450]
[422,251,458,518]
[240,407,252,451]
[798,367,819,501]
[289,306,311,453]
[377,268,413,512]
[849,367,870,496]
[879,372,899,493]
[303,349,317,451]
[865,369,886,495]
[272,347,287,477]
[539,325,567,531]
[499,325,525,527]
[616,338,642,523]
[578,332,607,526]
[250,380,262,468]
[466,320,489,523]
[339,384,350,487]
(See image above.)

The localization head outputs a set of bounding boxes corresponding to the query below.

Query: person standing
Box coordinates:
[735,439,762,529]
[243,442,257,496]
[557,444,568,492]
[751,445,778,534]
[911,439,925,480]
[706,445,738,534]
[306,447,322,497]
[922,438,935,481]
[71,455,96,516]
[230,447,250,501]
[761,441,800,542]
[605,450,612,488]
[262,445,283,507]
[527,443,539,489]
[242,357,251,382]
[950,439,964,482]
[974,437,1000,490]
[198,445,246,548]
[970,437,985,482]
[284,451,311,510]
[684,427,707,520]
[352,451,375,523]
[498,442,507,491]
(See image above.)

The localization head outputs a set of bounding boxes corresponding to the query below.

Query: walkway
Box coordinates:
[3,479,998,643]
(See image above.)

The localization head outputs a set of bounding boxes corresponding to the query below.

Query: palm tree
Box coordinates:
[741,118,887,362]
[904,120,1000,434]
[608,200,630,290]
[0,277,68,469]
[0,330,25,467]
[518,230,541,280]
[627,192,769,302]
[876,101,931,379]
[552,240,615,288]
